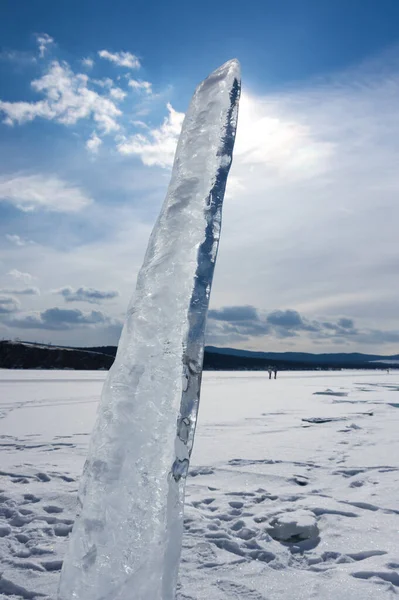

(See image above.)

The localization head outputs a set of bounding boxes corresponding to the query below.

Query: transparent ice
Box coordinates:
[58,59,241,600]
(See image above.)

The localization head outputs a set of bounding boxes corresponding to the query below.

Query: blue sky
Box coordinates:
[1,0,399,352]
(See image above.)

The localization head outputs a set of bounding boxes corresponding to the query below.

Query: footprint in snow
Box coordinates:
[216,580,268,599]
[313,389,349,397]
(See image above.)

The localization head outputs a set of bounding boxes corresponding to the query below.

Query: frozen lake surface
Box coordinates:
[0,370,398,599]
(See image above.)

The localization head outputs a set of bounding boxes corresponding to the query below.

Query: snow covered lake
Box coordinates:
[0,370,398,599]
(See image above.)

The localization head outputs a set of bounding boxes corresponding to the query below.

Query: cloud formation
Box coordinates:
[207,305,270,342]
[0,38,157,160]
[0,287,40,296]
[0,296,20,314]
[81,57,94,69]
[54,286,119,304]
[208,305,259,323]
[5,234,34,247]
[8,269,34,283]
[98,50,140,69]
[2,37,399,352]
[35,33,54,58]
[86,131,102,154]
[207,305,399,348]
[117,103,184,166]
[6,307,120,330]
[128,79,152,94]
[0,60,123,133]
[109,87,127,101]
[0,174,92,212]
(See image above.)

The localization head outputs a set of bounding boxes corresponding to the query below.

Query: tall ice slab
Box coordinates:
[58,59,241,600]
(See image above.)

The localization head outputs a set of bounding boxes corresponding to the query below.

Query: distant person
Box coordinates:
[267,366,272,380]
[273,367,278,379]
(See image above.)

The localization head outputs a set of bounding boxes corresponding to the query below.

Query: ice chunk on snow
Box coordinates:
[266,510,319,542]
[58,59,241,600]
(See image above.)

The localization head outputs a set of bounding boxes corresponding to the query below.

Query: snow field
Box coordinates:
[0,370,398,599]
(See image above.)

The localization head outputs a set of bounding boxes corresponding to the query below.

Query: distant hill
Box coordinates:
[205,346,399,366]
[0,340,113,370]
[1,340,397,371]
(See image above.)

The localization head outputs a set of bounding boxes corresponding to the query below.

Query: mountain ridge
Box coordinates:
[1,340,397,370]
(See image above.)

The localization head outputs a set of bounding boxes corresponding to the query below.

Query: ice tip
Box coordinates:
[210,58,241,81]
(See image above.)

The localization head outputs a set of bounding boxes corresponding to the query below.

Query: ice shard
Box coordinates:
[58,59,241,600]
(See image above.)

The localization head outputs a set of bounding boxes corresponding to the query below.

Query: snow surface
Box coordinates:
[58,59,240,600]
[1,369,399,600]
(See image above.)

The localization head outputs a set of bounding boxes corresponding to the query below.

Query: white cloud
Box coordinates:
[92,78,114,88]
[0,40,155,155]
[82,57,94,69]
[35,33,54,58]
[233,93,333,179]
[86,131,102,154]
[8,269,33,284]
[118,91,332,174]
[5,234,33,247]
[98,50,140,69]
[131,120,149,128]
[0,100,50,126]
[109,87,127,101]
[117,102,184,166]
[0,61,122,133]
[128,79,152,94]
[0,174,92,212]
